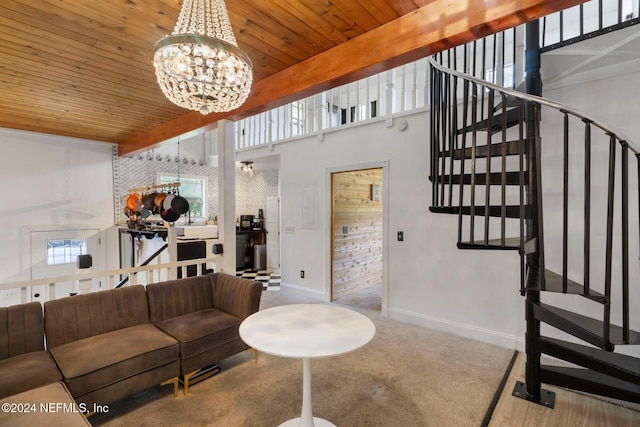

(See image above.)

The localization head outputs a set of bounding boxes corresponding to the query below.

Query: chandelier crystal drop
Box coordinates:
[153,0,253,115]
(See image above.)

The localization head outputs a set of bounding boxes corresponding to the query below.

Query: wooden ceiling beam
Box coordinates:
[119,0,586,155]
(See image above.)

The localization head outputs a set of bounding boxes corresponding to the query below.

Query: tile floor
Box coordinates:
[236,269,281,291]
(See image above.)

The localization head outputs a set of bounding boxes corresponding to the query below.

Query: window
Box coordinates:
[486,64,514,88]
[47,239,87,265]
[159,175,207,218]
[327,103,340,127]
[358,100,378,121]
[290,101,305,136]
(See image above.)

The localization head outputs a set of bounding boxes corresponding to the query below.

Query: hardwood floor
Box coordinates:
[488,352,640,426]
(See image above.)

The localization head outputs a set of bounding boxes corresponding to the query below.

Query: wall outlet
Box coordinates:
[300,270,305,278]
[397,231,404,241]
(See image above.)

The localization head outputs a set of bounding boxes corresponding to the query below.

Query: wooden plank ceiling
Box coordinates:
[0,0,585,155]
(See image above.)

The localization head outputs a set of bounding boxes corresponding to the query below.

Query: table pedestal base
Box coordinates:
[279,417,336,427]
[240,305,375,427]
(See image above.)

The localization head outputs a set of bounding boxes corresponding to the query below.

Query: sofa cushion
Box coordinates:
[0,302,45,360]
[44,285,149,349]
[154,308,242,359]
[0,382,91,427]
[0,351,62,399]
[147,274,214,323]
[49,323,178,397]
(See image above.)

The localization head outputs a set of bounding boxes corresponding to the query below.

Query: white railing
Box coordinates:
[234,58,431,150]
[0,257,218,307]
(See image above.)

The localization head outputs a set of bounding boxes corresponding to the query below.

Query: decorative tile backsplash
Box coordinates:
[236,168,278,218]
[115,154,278,225]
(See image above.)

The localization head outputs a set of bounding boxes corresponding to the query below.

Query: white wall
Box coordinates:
[245,115,525,349]
[0,128,115,303]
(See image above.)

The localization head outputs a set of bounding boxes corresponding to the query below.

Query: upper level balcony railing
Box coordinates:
[234,58,431,150]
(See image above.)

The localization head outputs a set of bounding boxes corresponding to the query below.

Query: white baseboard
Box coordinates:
[279,283,525,351]
[280,282,331,302]
[388,307,525,351]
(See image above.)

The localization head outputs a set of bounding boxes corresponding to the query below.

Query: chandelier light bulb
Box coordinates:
[153,0,253,115]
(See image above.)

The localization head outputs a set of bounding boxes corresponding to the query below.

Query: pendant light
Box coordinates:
[153,0,253,114]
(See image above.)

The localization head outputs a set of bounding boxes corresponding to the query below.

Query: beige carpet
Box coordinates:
[90,285,513,427]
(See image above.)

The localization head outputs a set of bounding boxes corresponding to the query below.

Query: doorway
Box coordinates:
[330,166,385,311]
[30,228,102,302]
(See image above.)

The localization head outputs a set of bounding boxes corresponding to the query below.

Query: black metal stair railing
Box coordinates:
[430,51,640,403]
[438,29,525,90]
[442,3,640,88]
[430,50,640,339]
[430,49,531,292]
[541,0,640,51]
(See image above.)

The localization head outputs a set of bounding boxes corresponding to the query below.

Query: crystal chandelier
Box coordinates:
[153,0,253,115]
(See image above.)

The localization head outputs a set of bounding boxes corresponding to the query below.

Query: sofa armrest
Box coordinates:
[211,273,262,319]
[0,302,45,359]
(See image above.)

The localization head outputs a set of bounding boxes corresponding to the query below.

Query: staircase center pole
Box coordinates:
[514,19,555,408]
[525,19,542,402]
[524,20,542,97]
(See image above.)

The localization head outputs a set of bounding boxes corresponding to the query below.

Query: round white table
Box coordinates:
[239,304,376,427]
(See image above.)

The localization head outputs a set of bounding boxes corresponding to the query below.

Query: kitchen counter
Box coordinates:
[236,228,267,235]
[236,228,266,247]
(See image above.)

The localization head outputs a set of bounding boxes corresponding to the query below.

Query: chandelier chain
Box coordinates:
[174,0,238,47]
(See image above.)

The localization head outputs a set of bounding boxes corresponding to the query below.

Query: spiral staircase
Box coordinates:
[429,16,640,407]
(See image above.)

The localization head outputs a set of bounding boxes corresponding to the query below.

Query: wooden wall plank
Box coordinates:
[332,168,383,299]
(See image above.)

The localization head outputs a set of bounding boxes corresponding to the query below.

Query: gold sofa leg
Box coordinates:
[161,377,180,397]
[182,370,199,395]
[182,364,222,395]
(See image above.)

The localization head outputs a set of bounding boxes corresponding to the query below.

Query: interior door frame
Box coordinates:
[326,160,389,316]
[265,195,280,271]
[21,225,105,301]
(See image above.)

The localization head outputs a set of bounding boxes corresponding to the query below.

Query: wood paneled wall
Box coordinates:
[332,168,383,299]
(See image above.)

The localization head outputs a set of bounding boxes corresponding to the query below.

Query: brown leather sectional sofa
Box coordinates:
[0,301,62,398]
[0,273,262,425]
[147,273,262,393]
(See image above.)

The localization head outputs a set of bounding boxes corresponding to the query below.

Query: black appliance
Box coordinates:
[177,240,209,278]
[251,209,264,230]
[240,215,254,230]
